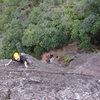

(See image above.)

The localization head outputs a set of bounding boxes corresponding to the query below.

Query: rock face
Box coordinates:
[0,53,100,100]
[68,53,100,78]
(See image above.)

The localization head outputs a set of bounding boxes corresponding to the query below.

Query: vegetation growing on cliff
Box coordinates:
[0,0,100,59]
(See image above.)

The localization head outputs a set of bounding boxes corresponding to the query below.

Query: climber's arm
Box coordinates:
[24,61,29,68]
[5,59,13,66]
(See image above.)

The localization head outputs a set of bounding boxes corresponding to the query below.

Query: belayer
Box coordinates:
[5,52,31,68]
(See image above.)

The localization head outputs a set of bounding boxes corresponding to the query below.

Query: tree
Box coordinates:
[2,20,23,58]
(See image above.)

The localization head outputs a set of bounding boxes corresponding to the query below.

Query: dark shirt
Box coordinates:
[12,55,28,63]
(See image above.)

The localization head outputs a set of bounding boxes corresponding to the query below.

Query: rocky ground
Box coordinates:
[0,53,100,100]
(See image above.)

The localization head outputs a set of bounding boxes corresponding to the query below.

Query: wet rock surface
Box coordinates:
[0,53,100,100]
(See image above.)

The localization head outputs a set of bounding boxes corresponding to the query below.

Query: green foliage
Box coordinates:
[70,0,100,49]
[40,28,68,51]
[0,0,100,59]
[3,0,21,6]
[71,19,81,40]
[84,0,100,14]
[22,24,42,47]
[2,20,23,58]
[90,17,100,44]
[26,7,42,26]
[78,14,100,48]
[0,15,8,31]
[80,14,96,30]
[79,31,91,49]
[0,36,3,59]
[91,18,100,34]
[63,57,72,64]
[0,0,22,32]
[22,24,68,51]
[33,46,44,59]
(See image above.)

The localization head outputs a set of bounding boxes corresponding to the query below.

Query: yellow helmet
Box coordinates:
[13,52,20,58]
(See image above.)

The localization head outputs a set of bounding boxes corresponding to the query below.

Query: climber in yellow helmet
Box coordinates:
[5,52,29,68]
